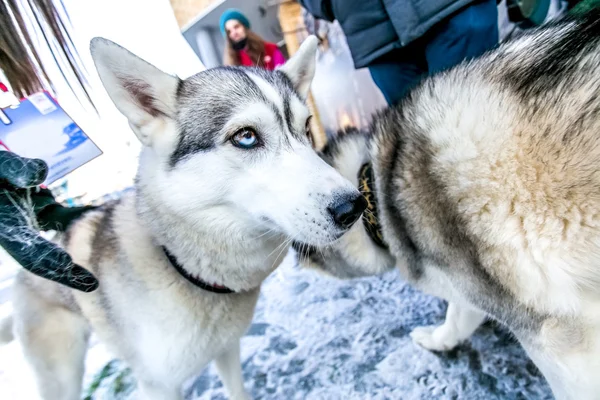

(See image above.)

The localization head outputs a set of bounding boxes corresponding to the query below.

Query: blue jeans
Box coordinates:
[368,0,499,105]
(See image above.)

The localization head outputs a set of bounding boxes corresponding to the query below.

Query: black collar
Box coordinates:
[358,163,388,249]
[162,246,235,294]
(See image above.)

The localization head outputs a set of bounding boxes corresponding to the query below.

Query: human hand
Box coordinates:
[0,151,98,292]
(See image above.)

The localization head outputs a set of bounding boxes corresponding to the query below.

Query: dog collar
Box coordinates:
[162,247,235,294]
[358,163,388,249]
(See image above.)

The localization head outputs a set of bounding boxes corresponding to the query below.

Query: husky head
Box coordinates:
[90,36,365,248]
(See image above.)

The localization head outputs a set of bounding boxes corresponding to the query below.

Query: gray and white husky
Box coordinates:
[295,11,600,400]
[0,36,366,400]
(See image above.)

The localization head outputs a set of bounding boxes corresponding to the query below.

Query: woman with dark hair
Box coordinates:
[220,9,285,70]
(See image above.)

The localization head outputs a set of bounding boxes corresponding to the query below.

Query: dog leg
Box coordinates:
[410,302,486,351]
[137,381,183,400]
[15,303,89,400]
[520,318,600,400]
[214,341,250,400]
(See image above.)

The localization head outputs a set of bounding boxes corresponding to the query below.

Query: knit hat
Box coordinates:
[219,9,250,37]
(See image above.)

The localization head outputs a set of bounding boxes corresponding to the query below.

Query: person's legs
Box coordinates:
[368,47,427,106]
[425,0,499,74]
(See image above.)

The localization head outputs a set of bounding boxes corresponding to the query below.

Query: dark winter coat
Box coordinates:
[300,0,477,68]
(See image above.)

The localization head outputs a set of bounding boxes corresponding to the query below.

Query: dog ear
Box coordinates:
[90,37,180,146]
[279,35,318,100]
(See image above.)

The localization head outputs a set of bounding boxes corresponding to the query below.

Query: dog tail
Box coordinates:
[0,314,14,345]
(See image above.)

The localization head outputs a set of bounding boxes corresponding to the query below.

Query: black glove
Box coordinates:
[0,151,98,292]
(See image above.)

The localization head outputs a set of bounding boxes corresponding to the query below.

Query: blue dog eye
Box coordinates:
[232,128,259,149]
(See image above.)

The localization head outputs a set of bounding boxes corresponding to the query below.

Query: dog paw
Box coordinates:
[410,325,460,352]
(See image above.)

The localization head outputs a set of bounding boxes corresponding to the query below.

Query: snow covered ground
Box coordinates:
[1,250,552,400]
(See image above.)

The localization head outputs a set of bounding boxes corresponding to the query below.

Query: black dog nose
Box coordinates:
[328,193,368,229]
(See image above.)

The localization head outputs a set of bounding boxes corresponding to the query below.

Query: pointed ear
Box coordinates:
[279,35,318,100]
[90,37,180,146]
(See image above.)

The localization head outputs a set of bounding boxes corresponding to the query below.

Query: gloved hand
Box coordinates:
[0,151,98,292]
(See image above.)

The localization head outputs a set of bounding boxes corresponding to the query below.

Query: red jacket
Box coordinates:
[238,42,285,70]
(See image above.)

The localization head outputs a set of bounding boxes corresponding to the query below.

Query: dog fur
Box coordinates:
[296,11,600,400]
[0,36,364,400]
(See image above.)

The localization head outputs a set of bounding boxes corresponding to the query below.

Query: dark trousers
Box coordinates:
[368,0,499,105]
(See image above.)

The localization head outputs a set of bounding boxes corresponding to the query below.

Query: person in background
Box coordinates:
[0,0,98,291]
[300,0,499,105]
[220,8,286,70]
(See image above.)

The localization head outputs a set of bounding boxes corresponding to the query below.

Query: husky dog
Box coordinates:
[0,36,366,400]
[295,11,600,400]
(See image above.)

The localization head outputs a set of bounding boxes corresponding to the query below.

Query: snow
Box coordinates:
[0,250,552,399]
